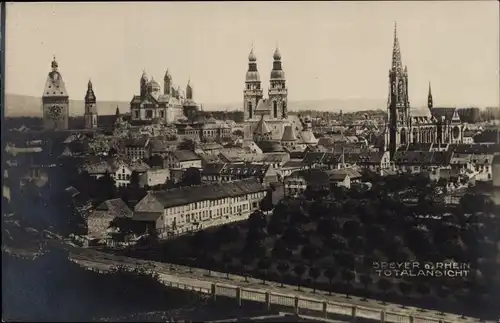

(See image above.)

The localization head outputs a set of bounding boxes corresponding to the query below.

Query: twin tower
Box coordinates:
[243,46,288,121]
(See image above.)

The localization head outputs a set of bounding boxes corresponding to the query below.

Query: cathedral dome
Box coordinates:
[148,78,161,91]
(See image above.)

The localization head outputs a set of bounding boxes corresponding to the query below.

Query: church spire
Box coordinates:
[428,81,433,110]
[391,22,403,73]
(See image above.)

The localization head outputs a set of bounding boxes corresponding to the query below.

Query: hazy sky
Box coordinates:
[5,2,499,107]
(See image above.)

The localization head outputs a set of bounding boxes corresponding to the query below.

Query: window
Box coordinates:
[273,101,278,118]
[160,110,165,118]
[248,102,253,119]
[146,110,153,118]
[134,110,140,118]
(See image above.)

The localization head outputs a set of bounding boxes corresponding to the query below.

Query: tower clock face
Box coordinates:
[47,105,63,120]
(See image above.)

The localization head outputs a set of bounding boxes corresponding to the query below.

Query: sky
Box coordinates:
[4,1,499,108]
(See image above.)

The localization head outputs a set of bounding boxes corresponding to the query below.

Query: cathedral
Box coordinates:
[384,24,465,159]
[42,57,69,130]
[130,70,192,124]
[243,46,317,151]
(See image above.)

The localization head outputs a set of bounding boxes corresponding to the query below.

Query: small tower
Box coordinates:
[269,45,288,119]
[140,70,148,98]
[42,56,69,130]
[164,69,172,95]
[427,82,433,111]
[84,79,98,129]
[244,46,263,121]
[186,79,193,100]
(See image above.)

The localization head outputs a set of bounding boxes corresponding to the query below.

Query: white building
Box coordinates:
[134,178,267,236]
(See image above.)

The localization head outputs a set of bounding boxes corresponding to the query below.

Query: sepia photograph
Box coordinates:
[2,1,499,322]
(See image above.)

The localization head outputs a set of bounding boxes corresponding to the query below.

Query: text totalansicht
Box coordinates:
[372,261,470,278]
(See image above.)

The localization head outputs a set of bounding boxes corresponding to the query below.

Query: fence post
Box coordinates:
[351,305,357,322]
[409,315,414,323]
[211,283,217,301]
[380,310,385,323]
[322,301,328,319]
[265,292,271,310]
[236,287,242,306]
[294,296,300,315]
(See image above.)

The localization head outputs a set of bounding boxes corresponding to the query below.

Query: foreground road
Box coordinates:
[68,247,491,323]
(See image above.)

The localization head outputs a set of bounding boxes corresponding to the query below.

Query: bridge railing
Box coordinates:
[158,278,456,323]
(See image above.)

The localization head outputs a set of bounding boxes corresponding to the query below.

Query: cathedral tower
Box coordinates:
[164,69,172,95]
[268,46,288,120]
[84,79,98,129]
[244,47,263,121]
[186,79,193,100]
[42,56,69,130]
[385,24,411,158]
[427,82,433,110]
[140,70,148,98]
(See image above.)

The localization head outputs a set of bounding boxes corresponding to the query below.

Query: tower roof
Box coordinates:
[273,47,281,60]
[281,125,296,141]
[85,79,96,103]
[254,115,272,135]
[255,99,271,115]
[391,22,404,73]
[43,57,68,98]
[248,47,257,62]
[428,82,432,97]
[164,69,171,80]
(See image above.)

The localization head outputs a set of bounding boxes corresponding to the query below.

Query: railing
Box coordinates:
[156,278,457,323]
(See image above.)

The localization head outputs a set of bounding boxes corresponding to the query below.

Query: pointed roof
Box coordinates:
[428,82,432,97]
[248,46,257,62]
[85,79,96,103]
[391,22,404,73]
[43,57,68,98]
[255,99,270,115]
[281,125,296,141]
[164,69,171,80]
[273,46,281,61]
[254,116,272,135]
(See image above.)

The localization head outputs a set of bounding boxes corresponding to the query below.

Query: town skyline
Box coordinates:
[5,2,499,108]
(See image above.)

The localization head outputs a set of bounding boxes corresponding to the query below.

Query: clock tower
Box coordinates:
[42,56,69,130]
[84,79,98,129]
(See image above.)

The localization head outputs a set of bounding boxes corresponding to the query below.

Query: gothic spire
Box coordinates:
[428,81,433,110]
[391,22,403,73]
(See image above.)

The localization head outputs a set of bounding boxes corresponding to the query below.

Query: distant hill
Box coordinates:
[5,93,388,117]
[5,94,129,117]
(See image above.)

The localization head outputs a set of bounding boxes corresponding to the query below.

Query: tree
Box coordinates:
[398,281,412,308]
[276,261,290,288]
[416,282,430,300]
[377,278,392,304]
[342,219,361,237]
[293,264,307,291]
[240,256,253,282]
[435,286,451,314]
[359,274,373,300]
[259,190,274,214]
[221,252,233,279]
[180,167,201,187]
[272,239,292,260]
[96,171,117,202]
[257,257,272,285]
[340,269,355,298]
[323,265,337,295]
[129,171,140,189]
[301,244,319,265]
[308,266,321,293]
